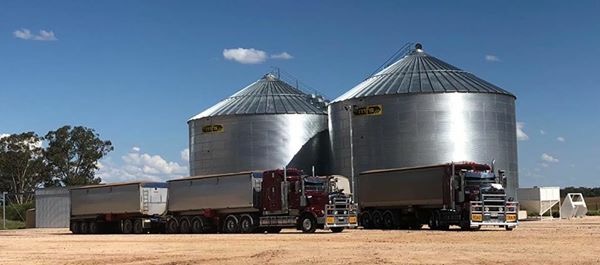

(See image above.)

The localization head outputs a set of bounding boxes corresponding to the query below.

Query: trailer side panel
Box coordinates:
[358,166,449,208]
[71,184,142,216]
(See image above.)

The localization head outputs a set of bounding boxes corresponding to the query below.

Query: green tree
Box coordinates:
[44,126,113,186]
[0,132,47,204]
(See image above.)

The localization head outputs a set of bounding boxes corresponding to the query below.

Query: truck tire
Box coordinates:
[224,215,240,233]
[239,215,255,233]
[300,215,317,233]
[80,222,89,234]
[70,221,81,234]
[505,226,514,231]
[191,217,205,234]
[133,219,144,234]
[372,210,384,229]
[382,211,396,229]
[330,227,344,233]
[428,214,439,230]
[166,218,179,234]
[88,222,99,234]
[179,217,191,234]
[122,219,134,234]
[359,211,373,229]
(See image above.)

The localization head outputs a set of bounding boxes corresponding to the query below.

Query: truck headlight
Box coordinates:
[484,207,490,212]
[472,214,483,222]
[349,216,357,224]
[326,216,334,224]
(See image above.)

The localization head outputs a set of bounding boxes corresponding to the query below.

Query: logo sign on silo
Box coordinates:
[202,124,224,133]
[353,105,383,116]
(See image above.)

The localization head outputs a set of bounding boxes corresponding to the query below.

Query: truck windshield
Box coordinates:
[304,178,327,192]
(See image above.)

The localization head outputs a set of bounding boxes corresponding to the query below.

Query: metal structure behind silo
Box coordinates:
[188,73,330,176]
[329,44,519,197]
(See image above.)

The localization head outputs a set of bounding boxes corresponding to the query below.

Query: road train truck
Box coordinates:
[358,162,518,230]
[70,182,168,234]
[165,168,358,233]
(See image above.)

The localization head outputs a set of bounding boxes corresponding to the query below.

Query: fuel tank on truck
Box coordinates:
[329,43,519,198]
[188,73,331,176]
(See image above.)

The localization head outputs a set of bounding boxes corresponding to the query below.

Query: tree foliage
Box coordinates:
[561,187,600,198]
[0,132,47,203]
[44,126,113,186]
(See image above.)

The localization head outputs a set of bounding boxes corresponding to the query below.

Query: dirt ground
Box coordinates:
[1,217,599,265]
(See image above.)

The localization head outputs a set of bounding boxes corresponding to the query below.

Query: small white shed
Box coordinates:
[517,187,561,218]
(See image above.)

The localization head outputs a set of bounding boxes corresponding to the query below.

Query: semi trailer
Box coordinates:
[357,162,518,231]
[69,168,357,234]
[69,182,168,234]
[165,168,358,233]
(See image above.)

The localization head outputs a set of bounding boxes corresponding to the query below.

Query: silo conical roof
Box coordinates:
[333,44,515,103]
[190,73,327,120]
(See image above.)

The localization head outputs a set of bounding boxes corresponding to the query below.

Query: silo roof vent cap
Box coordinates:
[415,43,423,52]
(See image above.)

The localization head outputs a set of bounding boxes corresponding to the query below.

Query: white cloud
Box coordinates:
[541,153,559,163]
[541,163,549,168]
[223,48,267,64]
[271,52,294,60]
[485,54,500,62]
[0,134,9,139]
[96,147,188,183]
[14,28,57,41]
[557,136,565,142]
[180,148,189,162]
[516,122,529,141]
[540,130,546,135]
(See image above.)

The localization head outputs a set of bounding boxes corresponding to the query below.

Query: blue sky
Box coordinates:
[1,1,599,186]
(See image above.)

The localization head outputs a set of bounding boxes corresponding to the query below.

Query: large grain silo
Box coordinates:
[329,44,518,197]
[188,73,330,176]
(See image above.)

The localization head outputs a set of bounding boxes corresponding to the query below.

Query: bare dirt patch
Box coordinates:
[1,217,599,265]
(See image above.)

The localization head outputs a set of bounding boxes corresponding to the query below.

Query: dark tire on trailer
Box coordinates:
[88,222,99,234]
[266,227,282,233]
[179,217,191,234]
[330,227,344,233]
[80,222,89,234]
[239,215,255,233]
[70,221,81,234]
[382,210,396,230]
[166,218,179,234]
[133,219,144,234]
[191,217,205,234]
[360,211,373,229]
[224,215,240,233]
[122,219,134,234]
[428,213,439,230]
[299,214,317,233]
[409,222,423,230]
[372,210,384,229]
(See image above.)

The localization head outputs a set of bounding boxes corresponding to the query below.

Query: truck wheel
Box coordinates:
[179,217,191,234]
[166,218,179,234]
[330,227,344,233]
[300,215,317,233]
[133,219,144,234]
[88,222,99,234]
[70,222,81,234]
[409,222,423,230]
[505,226,514,231]
[80,222,89,234]
[360,211,373,229]
[122,219,134,234]
[239,215,255,233]
[428,214,439,230]
[191,217,205,234]
[382,211,396,229]
[372,210,384,229]
[224,215,240,233]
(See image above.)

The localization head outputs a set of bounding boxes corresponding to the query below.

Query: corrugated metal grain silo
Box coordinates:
[329,44,519,197]
[188,73,330,176]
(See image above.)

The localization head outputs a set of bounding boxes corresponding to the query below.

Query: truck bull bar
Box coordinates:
[324,197,358,229]
[470,198,519,229]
